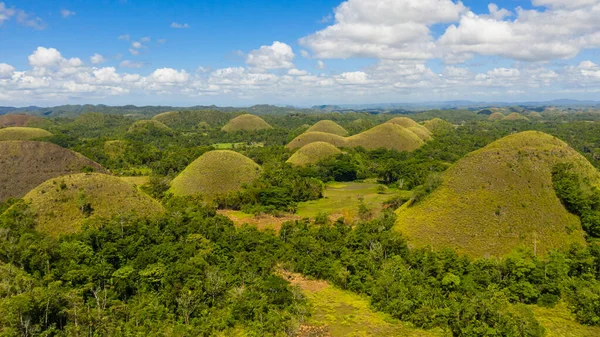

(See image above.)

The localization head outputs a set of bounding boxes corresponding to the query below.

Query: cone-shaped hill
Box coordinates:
[423,118,454,134]
[0,127,53,141]
[22,173,165,237]
[503,113,530,121]
[488,112,505,121]
[127,120,174,136]
[0,141,107,202]
[152,110,233,129]
[528,111,543,119]
[286,132,347,150]
[346,124,425,152]
[170,150,262,197]
[394,131,598,257]
[305,120,349,136]
[406,126,432,141]
[221,114,273,132]
[287,142,342,166]
[0,114,44,127]
[386,117,420,128]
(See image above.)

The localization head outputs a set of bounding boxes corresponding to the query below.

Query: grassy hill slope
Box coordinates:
[287,141,341,166]
[386,117,420,128]
[305,120,349,136]
[0,127,52,141]
[127,119,174,135]
[346,124,425,152]
[170,150,261,197]
[503,112,530,121]
[488,112,505,121]
[0,141,107,202]
[23,173,164,236]
[286,131,347,150]
[221,114,273,132]
[0,114,44,127]
[395,131,596,257]
[152,110,233,129]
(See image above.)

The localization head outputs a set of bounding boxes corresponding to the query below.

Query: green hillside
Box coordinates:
[395,131,597,257]
[127,119,174,135]
[170,150,262,197]
[221,114,273,132]
[286,141,341,166]
[22,173,165,236]
[305,120,349,136]
[346,124,425,152]
[286,131,347,149]
[0,127,52,141]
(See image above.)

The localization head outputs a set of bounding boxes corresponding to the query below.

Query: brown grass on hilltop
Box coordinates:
[305,120,349,136]
[287,142,342,166]
[0,127,53,141]
[395,131,596,257]
[346,124,425,152]
[221,114,273,132]
[0,114,44,127]
[0,141,107,202]
[286,132,347,150]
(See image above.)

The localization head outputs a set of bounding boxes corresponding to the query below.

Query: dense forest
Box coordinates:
[3,108,600,336]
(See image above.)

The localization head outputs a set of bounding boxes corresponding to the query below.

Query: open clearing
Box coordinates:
[531,302,600,337]
[279,270,442,337]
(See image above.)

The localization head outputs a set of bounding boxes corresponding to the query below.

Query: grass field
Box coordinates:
[530,302,600,337]
[279,270,442,337]
[120,176,150,188]
[296,181,409,222]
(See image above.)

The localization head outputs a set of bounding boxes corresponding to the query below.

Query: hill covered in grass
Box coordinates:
[127,119,174,136]
[423,118,454,134]
[346,124,425,152]
[221,114,273,132]
[305,120,349,136]
[407,126,432,141]
[395,131,597,257]
[504,112,530,121]
[0,127,52,141]
[489,112,505,120]
[0,114,44,127]
[170,150,262,197]
[286,131,347,149]
[21,173,164,236]
[0,141,107,202]
[386,117,420,128]
[287,141,342,166]
[152,110,233,129]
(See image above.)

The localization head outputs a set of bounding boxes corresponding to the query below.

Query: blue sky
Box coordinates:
[0,0,599,106]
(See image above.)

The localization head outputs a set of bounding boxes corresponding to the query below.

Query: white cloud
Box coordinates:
[0,2,45,29]
[487,3,511,20]
[300,50,310,58]
[288,69,308,76]
[132,41,142,49]
[300,0,466,60]
[149,68,189,83]
[118,34,130,41]
[246,41,295,70]
[60,9,75,18]
[0,63,15,78]
[487,68,521,77]
[0,2,15,25]
[317,60,326,69]
[532,0,599,9]
[336,71,369,84]
[119,60,144,68]
[140,37,151,43]
[90,53,106,65]
[171,22,190,29]
[28,47,65,68]
[129,48,139,56]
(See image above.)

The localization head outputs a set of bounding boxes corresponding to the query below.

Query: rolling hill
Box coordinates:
[170,150,262,197]
[394,131,596,257]
[503,112,530,121]
[0,141,107,202]
[152,110,233,129]
[286,131,347,150]
[221,114,273,132]
[423,118,454,134]
[287,142,342,166]
[127,119,174,136]
[0,114,44,127]
[0,127,53,141]
[22,173,165,236]
[488,112,505,121]
[386,117,420,128]
[305,120,349,136]
[346,124,425,152]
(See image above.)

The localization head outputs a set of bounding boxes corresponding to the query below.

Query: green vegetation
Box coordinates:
[423,118,454,134]
[286,141,341,166]
[395,131,597,257]
[170,150,262,197]
[0,127,53,140]
[305,120,349,136]
[346,124,425,152]
[152,110,234,130]
[529,111,543,119]
[386,117,420,128]
[221,114,273,132]
[21,173,165,236]
[0,141,106,202]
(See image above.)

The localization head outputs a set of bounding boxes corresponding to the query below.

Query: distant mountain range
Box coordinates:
[1,99,598,118]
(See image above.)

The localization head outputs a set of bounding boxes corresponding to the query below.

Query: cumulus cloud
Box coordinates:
[0,63,15,78]
[149,68,189,83]
[90,54,106,65]
[0,2,45,29]
[246,41,295,70]
[60,9,76,18]
[119,60,144,68]
[300,0,466,60]
[171,22,190,29]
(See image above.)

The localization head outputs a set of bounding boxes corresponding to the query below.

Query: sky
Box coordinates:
[1,0,600,107]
